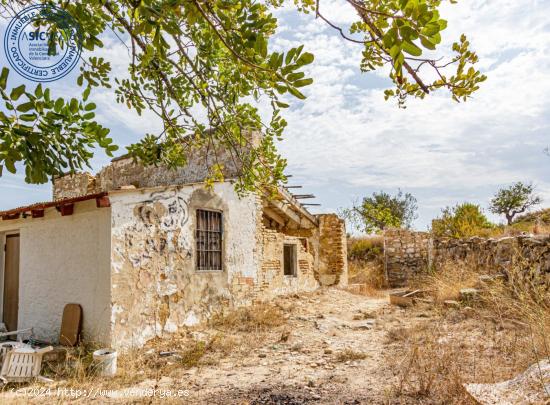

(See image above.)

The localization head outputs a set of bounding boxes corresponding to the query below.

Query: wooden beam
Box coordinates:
[96,195,111,208]
[31,209,44,218]
[59,204,74,216]
[263,207,287,227]
[269,199,303,226]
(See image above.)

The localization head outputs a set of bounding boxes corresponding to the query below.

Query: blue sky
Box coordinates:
[1,0,550,231]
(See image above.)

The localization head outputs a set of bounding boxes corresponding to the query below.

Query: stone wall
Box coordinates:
[384,229,431,287]
[53,131,262,199]
[384,229,550,287]
[53,173,98,200]
[317,214,348,287]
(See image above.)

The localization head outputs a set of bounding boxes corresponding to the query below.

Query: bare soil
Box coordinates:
[0,288,542,404]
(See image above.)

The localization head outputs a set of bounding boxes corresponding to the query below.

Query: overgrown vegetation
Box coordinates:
[347,236,387,292]
[386,257,550,404]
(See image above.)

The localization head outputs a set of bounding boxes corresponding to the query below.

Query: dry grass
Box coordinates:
[385,258,550,404]
[385,327,410,344]
[210,302,286,332]
[412,261,479,303]
[348,236,387,295]
[333,349,367,363]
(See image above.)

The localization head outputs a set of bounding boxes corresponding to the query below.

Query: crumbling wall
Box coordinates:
[384,229,431,287]
[53,173,97,200]
[256,225,319,297]
[317,214,348,287]
[109,182,261,349]
[96,132,262,193]
[384,229,550,287]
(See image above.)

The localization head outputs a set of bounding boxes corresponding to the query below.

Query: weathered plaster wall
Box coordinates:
[384,229,550,287]
[0,201,111,343]
[317,214,348,287]
[109,182,261,349]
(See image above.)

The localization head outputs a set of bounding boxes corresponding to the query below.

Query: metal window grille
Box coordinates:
[196,209,223,271]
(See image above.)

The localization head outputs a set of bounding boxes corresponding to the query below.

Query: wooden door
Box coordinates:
[3,234,20,331]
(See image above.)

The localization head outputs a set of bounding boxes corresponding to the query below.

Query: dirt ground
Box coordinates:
[0,288,543,404]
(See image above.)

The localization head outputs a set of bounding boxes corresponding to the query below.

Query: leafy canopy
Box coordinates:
[489,182,542,225]
[344,190,418,234]
[431,202,493,238]
[0,0,485,190]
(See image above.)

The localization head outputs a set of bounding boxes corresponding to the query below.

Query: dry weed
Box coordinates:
[413,261,479,303]
[334,349,367,363]
[386,256,550,404]
[210,302,286,332]
[385,327,410,344]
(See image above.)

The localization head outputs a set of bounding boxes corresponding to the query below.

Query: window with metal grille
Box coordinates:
[196,209,223,271]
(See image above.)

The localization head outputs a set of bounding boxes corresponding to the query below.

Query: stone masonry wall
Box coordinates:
[384,229,550,287]
[317,214,348,287]
[384,229,431,287]
[53,173,98,200]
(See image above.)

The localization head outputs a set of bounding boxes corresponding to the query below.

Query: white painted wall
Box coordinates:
[0,200,111,344]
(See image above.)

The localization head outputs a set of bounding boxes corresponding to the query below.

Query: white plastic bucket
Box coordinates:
[93,348,117,377]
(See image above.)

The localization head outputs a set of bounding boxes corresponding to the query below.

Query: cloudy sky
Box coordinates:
[1,0,549,231]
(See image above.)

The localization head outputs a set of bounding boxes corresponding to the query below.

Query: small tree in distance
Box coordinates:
[343,190,418,234]
[489,182,542,225]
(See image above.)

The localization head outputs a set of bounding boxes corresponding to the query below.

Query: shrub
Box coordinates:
[432,203,494,238]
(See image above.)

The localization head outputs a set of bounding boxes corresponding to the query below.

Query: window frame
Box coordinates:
[283,243,297,277]
[195,209,224,272]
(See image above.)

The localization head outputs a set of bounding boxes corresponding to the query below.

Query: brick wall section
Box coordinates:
[384,229,550,287]
[317,214,348,287]
[384,229,431,287]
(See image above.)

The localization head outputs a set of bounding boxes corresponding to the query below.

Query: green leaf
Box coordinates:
[402,40,422,56]
[19,113,37,122]
[54,98,64,112]
[0,68,9,90]
[84,102,96,111]
[420,36,436,50]
[34,84,43,98]
[296,52,314,66]
[5,160,16,174]
[287,86,306,100]
[10,85,25,101]
[275,101,289,108]
[16,102,34,113]
[293,78,313,88]
[83,86,92,101]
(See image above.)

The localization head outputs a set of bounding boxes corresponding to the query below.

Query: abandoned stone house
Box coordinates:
[0,138,347,349]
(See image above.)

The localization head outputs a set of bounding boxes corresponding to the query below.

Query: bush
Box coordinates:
[348,236,383,260]
[432,203,495,238]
